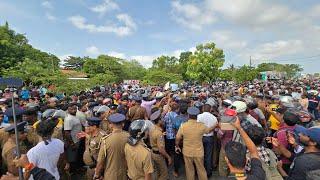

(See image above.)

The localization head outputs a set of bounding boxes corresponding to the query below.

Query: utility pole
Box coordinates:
[249,56,252,67]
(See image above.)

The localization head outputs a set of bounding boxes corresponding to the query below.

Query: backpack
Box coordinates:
[246,148,283,180]
[263,148,283,180]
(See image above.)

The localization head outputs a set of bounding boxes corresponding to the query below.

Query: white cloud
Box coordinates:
[90,0,119,16]
[129,55,157,68]
[309,4,320,18]
[42,1,53,9]
[171,0,302,31]
[86,46,100,55]
[58,54,73,67]
[211,31,247,50]
[108,51,126,59]
[170,0,216,30]
[205,0,300,30]
[237,40,304,64]
[68,14,137,36]
[45,13,56,21]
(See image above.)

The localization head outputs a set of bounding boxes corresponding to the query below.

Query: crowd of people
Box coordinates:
[0,79,320,180]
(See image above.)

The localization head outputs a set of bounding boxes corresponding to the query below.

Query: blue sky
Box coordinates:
[1,0,320,73]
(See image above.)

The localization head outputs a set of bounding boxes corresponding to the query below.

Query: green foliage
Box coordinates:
[178,51,192,80]
[64,56,87,70]
[257,63,303,78]
[234,65,259,83]
[0,22,59,75]
[83,55,124,82]
[142,69,183,85]
[122,59,146,80]
[151,55,180,74]
[2,59,65,86]
[90,73,117,85]
[186,43,225,82]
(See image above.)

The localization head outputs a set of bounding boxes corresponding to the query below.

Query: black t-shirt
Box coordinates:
[221,158,266,180]
[287,152,320,180]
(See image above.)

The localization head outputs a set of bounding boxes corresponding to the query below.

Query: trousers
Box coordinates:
[203,136,214,176]
[152,153,168,180]
[183,156,207,180]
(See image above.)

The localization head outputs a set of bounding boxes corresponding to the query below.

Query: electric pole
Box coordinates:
[249,56,252,67]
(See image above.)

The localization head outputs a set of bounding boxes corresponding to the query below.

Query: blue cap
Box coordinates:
[294,125,308,135]
[108,113,126,123]
[132,96,142,101]
[5,121,27,133]
[150,110,161,121]
[187,107,200,116]
[85,117,101,126]
[306,127,320,145]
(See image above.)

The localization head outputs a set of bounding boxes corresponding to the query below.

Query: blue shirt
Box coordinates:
[164,111,178,140]
[174,114,188,130]
[21,90,30,100]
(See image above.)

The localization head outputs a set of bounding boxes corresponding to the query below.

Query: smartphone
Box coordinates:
[220,123,236,130]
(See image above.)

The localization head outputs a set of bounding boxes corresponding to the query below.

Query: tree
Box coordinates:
[83,55,124,82]
[0,22,60,75]
[64,56,87,70]
[142,69,183,85]
[122,60,146,80]
[186,42,225,82]
[256,63,303,78]
[2,58,66,86]
[151,55,180,74]
[234,65,259,83]
[179,51,192,80]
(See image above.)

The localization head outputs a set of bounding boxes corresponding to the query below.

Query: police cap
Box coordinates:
[187,107,200,116]
[5,121,27,133]
[85,117,101,127]
[108,113,126,123]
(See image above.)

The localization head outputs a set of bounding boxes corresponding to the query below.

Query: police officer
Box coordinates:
[175,107,217,180]
[81,117,106,179]
[128,96,148,121]
[23,108,40,146]
[95,113,129,180]
[149,110,172,180]
[1,121,28,176]
[124,120,154,180]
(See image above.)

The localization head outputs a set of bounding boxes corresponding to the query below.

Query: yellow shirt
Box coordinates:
[268,104,281,131]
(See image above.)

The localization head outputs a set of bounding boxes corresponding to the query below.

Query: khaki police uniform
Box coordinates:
[176,119,211,180]
[149,125,168,180]
[128,105,147,121]
[97,130,129,180]
[27,124,39,146]
[83,130,106,179]
[2,138,28,176]
[0,128,9,148]
[124,141,154,180]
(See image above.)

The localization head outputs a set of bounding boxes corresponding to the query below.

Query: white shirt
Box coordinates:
[197,112,218,136]
[64,114,82,143]
[27,138,64,180]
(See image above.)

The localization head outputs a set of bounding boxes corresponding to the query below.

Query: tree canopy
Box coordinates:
[0,21,305,91]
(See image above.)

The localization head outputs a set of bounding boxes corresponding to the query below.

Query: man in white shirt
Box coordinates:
[197,104,218,177]
[64,103,83,178]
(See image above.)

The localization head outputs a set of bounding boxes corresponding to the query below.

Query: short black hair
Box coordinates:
[179,103,188,114]
[283,111,299,126]
[203,104,211,112]
[245,125,265,146]
[189,114,197,119]
[225,141,247,169]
